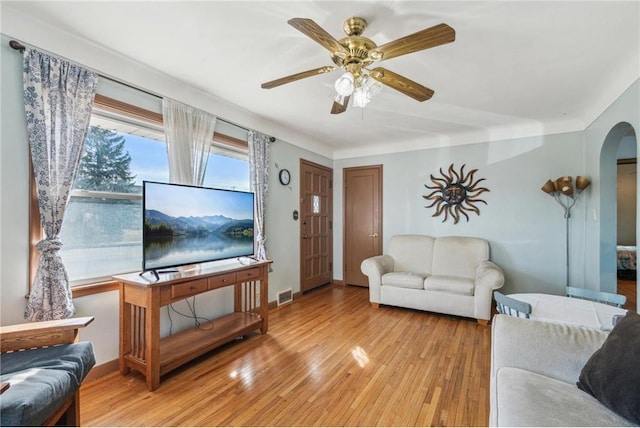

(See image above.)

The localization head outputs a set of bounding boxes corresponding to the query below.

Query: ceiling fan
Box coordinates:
[261,17,455,114]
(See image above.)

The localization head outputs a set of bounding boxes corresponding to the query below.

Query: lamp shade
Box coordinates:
[555,176,573,196]
[334,93,347,106]
[576,176,591,190]
[334,72,355,96]
[362,74,383,100]
[352,87,369,108]
[541,180,557,194]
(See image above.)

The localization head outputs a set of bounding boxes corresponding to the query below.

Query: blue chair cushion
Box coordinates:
[0,341,95,427]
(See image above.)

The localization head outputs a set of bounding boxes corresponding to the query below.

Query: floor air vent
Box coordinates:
[277,288,293,306]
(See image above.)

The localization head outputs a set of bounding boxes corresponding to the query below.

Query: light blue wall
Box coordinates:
[1,35,33,325]
[0,33,332,365]
[584,79,639,299]
[334,132,589,295]
[266,140,332,300]
[617,135,637,159]
[2,23,639,368]
[333,80,639,306]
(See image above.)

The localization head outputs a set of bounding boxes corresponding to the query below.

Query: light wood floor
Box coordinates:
[81,285,491,427]
[618,277,637,310]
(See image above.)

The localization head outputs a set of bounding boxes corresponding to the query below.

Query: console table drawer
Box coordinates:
[237,267,261,282]
[209,273,236,290]
[171,279,208,300]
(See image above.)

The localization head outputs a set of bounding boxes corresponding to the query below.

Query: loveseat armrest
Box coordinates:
[491,314,608,385]
[473,261,505,320]
[361,255,394,303]
[0,316,94,353]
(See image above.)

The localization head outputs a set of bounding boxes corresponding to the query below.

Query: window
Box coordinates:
[203,149,250,192]
[32,94,250,288]
[59,113,168,284]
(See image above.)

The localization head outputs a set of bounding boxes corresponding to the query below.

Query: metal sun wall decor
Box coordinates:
[423,163,490,224]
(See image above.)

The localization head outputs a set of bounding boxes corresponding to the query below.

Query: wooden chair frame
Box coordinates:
[0,316,94,427]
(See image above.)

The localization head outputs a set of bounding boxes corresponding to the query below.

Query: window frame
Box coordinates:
[29,94,249,296]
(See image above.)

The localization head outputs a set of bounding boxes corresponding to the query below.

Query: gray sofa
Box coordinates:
[490,314,635,426]
[361,235,504,323]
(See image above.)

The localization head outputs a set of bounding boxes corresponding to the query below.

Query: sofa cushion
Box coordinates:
[424,275,474,295]
[431,236,488,278]
[577,310,640,425]
[382,272,425,289]
[388,235,434,276]
[495,367,635,427]
[0,341,95,427]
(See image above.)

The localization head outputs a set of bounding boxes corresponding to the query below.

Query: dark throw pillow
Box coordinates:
[577,310,640,424]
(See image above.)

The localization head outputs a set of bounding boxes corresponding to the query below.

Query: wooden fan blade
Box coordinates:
[370,67,434,101]
[288,18,350,58]
[369,23,455,62]
[262,66,336,89]
[331,96,350,114]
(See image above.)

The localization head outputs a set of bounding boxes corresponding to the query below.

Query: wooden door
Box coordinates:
[300,160,333,292]
[344,165,382,286]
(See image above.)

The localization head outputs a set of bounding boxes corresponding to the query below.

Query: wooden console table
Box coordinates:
[115,259,271,391]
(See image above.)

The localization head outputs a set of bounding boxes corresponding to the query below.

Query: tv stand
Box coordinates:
[139,268,179,281]
[115,259,271,391]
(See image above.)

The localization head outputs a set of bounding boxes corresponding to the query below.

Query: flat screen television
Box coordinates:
[142,181,255,277]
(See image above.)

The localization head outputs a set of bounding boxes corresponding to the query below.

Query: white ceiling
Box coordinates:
[2,1,639,159]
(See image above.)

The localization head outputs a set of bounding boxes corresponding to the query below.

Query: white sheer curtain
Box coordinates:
[162,98,218,185]
[248,131,270,261]
[23,48,98,321]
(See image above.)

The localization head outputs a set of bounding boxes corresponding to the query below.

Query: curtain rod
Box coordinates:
[9,39,275,142]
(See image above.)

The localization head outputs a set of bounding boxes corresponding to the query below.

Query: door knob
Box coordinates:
[303,234,309,239]
[369,233,378,238]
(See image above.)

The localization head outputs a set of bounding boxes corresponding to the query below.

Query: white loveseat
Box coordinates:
[360,235,504,323]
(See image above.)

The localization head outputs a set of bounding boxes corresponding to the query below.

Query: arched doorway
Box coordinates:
[599,122,637,310]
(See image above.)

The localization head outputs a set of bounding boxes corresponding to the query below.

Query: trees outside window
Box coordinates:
[59,120,168,284]
[75,127,136,193]
[56,114,250,286]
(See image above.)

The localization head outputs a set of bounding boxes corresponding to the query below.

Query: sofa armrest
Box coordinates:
[361,255,394,303]
[491,314,607,384]
[0,316,94,352]
[473,261,505,320]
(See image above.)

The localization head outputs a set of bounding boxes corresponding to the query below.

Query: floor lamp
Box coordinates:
[541,176,591,288]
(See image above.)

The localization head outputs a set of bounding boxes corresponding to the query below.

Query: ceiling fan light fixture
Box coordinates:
[264,16,456,114]
[334,93,348,106]
[368,50,383,61]
[362,75,383,99]
[334,71,355,96]
[352,87,369,108]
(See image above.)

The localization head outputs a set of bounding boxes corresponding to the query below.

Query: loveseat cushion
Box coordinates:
[0,341,95,427]
[495,367,634,427]
[382,272,425,289]
[424,275,474,295]
[431,236,488,278]
[387,235,434,276]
